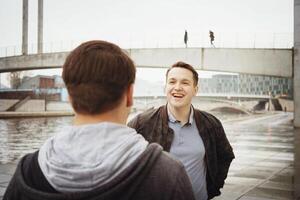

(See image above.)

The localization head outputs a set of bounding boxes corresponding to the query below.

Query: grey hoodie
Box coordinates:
[38,122,149,193]
[4,122,196,200]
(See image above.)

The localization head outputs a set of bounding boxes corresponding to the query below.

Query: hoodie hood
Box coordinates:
[38,122,148,193]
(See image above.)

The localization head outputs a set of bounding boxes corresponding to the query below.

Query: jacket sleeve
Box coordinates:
[215,123,235,189]
[127,114,140,130]
[171,166,196,200]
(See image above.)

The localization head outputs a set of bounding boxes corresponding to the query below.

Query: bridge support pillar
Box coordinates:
[38,0,43,54]
[294,0,300,198]
[22,0,28,55]
[295,0,300,127]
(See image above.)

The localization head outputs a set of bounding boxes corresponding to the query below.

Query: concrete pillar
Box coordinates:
[295,0,300,127]
[295,128,300,199]
[37,0,43,54]
[294,0,300,198]
[22,0,28,55]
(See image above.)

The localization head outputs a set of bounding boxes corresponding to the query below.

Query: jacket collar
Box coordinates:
[159,105,172,137]
[166,105,194,125]
[160,105,169,126]
[161,104,209,139]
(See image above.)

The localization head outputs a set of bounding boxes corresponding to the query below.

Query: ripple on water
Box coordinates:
[0,117,73,163]
[0,112,245,164]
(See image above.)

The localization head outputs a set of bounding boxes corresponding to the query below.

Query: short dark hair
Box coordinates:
[166,61,198,85]
[62,40,136,115]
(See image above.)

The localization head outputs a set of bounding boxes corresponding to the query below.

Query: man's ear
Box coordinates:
[194,85,199,96]
[126,84,134,107]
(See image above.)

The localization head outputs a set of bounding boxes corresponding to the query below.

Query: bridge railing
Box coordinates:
[0,32,293,58]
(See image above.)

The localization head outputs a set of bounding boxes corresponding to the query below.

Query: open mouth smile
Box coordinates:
[172,93,185,98]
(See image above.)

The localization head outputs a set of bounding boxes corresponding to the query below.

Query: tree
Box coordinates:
[9,72,22,89]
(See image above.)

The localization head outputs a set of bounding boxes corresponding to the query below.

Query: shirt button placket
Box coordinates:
[178,126,184,145]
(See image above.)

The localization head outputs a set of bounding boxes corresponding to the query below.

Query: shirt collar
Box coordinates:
[167,105,194,125]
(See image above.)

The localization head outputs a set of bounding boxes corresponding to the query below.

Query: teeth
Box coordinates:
[173,94,184,98]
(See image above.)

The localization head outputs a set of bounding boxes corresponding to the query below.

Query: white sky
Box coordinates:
[0,0,294,87]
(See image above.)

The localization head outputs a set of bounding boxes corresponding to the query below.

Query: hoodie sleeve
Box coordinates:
[170,166,195,200]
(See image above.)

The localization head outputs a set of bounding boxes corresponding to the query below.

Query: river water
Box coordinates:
[0,111,246,164]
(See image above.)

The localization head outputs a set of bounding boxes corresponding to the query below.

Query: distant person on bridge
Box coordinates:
[209,30,215,47]
[3,41,195,200]
[128,61,235,200]
[184,30,188,48]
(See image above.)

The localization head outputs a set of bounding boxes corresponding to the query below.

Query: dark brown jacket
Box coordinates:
[4,144,195,200]
[128,106,235,199]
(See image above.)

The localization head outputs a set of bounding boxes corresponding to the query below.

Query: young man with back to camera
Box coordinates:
[128,61,235,200]
[4,41,195,200]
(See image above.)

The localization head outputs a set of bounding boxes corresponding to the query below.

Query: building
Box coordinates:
[199,73,293,98]
[239,74,293,97]
[19,75,55,89]
[5,75,65,101]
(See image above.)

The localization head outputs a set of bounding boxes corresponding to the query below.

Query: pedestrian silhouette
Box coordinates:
[184,30,188,48]
[209,30,215,47]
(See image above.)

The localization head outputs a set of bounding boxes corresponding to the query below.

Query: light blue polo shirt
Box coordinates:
[168,106,208,200]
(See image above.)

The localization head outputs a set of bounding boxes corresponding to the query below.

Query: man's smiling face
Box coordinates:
[165,67,198,109]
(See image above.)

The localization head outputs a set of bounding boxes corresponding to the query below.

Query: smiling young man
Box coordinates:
[128,61,235,200]
[4,42,195,200]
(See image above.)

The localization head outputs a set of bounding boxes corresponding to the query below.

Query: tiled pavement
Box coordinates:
[216,112,294,200]
[0,112,296,199]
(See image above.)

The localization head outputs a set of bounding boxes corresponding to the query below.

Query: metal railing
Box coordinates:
[0,32,293,58]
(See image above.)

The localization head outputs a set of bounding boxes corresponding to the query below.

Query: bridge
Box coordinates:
[0,0,298,127]
[0,48,293,78]
[0,3,298,124]
[1,0,300,198]
[133,94,284,114]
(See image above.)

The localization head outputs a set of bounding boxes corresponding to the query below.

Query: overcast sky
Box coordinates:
[0,0,293,48]
[0,0,294,86]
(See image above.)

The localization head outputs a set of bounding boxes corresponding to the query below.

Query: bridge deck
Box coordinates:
[0,48,293,77]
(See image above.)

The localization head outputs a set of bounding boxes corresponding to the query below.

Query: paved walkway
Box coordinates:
[216,112,294,200]
[0,112,295,199]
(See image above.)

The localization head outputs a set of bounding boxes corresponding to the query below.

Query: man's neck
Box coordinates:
[73,109,128,126]
[168,104,191,125]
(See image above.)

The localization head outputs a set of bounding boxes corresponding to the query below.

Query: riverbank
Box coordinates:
[0,112,295,199]
[0,111,74,119]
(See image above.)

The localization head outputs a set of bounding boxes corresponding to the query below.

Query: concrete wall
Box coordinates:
[46,101,73,111]
[0,99,46,112]
[0,99,44,112]
[0,100,18,111]
[16,99,45,112]
[278,99,294,112]
[0,99,74,112]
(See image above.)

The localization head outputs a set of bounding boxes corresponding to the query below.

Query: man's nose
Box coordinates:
[174,83,182,90]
